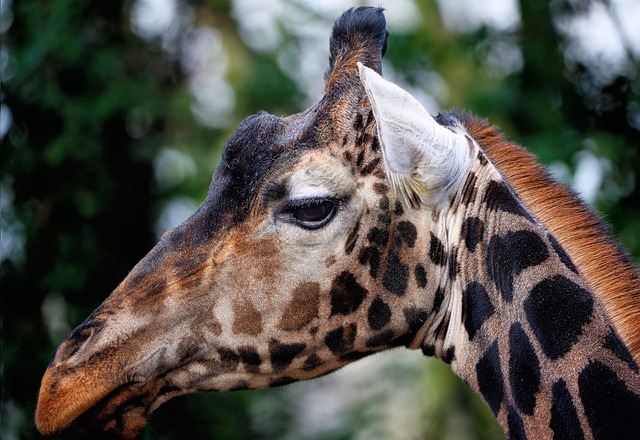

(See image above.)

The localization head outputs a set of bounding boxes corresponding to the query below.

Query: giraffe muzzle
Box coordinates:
[36,357,115,437]
[35,291,189,437]
[36,365,175,439]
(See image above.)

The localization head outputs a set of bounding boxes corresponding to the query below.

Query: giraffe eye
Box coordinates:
[281,198,338,230]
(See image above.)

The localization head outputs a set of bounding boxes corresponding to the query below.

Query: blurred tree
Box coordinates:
[1,0,638,439]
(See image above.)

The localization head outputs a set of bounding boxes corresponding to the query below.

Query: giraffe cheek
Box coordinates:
[277,282,321,331]
[232,300,263,336]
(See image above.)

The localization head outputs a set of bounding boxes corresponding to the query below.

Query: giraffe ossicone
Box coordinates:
[36,6,640,439]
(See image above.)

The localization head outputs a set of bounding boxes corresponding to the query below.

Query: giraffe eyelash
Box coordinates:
[279,197,340,230]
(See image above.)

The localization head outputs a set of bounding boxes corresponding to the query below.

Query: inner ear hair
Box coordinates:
[358,63,472,208]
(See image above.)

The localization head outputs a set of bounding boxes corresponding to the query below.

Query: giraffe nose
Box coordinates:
[36,314,119,436]
[50,318,103,367]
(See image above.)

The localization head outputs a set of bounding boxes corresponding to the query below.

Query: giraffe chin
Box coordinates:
[35,366,179,439]
[72,380,170,439]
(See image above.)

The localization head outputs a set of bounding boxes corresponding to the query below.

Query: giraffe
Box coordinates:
[36,7,640,439]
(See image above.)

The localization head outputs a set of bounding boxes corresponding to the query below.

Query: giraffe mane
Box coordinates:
[461,114,640,364]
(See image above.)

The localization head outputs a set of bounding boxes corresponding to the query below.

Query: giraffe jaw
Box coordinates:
[36,353,313,438]
[35,363,188,439]
[70,377,181,439]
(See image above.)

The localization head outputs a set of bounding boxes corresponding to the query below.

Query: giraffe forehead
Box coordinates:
[212,106,371,222]
[287,152,359,198]
[213,113,307,217]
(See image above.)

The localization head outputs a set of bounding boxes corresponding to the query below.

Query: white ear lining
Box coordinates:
[357,62,471,207]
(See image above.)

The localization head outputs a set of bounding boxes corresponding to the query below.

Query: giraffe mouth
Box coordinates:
[72,378,179,439]
[35,363,184,439]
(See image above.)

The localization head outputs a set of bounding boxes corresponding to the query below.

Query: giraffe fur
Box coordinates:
[466,115,640,365]
[36,7,640,439]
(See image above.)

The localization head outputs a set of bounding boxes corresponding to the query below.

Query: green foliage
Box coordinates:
[2,1,638,439]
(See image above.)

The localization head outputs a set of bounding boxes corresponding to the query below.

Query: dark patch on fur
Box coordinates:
[364,109,374,127]
[394,201,404,216]
[373,182,388,194]
[356,133,372,149]
[432,287,445,315]
[476,341,505,416]
[339,351,369,362]
[360,157,381,176]
[344,220,361,255]
[448,247,460,280]
[368,227,389,248]
[353,113,364,131]
[218,347,240,371]
[368,296,391,330]
[269,376,296,388]
[414,264,427,288]
[460,171,478,206]
[477,149,488,166]
[462,281,495,341]
[422,344,435,357]
[525,275,593,360]
[366,329,395,347]
[382,251,409,296]
[486,230,549,302]
[378,194,390,211]
[508,322,540,415]
[507,405,526,440]
[269,340,306,371]
[303,354,323,371]
[578,361,640,439]
[371,135,380,151]
[228,382,250,391]
[461,216,484,252]
[378,211,392,225]
[238,347,261,374]
[330,271,368,316]
[547,233,579,274]
[359,245,381,277]
[603,328,639,373]
[402,307,428,346]
[429,232,447,266]
[550,379,584,440]
[397,221,417,247]
[483,180,525,216]
[324,323,357,355]
[442,347,456,364]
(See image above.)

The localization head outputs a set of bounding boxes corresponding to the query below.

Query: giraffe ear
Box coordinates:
[357,63,471,208]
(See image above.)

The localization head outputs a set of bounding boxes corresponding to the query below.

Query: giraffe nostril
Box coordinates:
[53,319,103,365]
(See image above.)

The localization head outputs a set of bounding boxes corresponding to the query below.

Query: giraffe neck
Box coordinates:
[411,150,640,439]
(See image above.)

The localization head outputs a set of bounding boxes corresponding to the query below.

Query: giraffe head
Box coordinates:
[36,7,478,438]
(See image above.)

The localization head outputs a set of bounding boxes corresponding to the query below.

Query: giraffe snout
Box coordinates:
[35,349,115,437]
[49,318,104,367]
[35,305,154,437]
